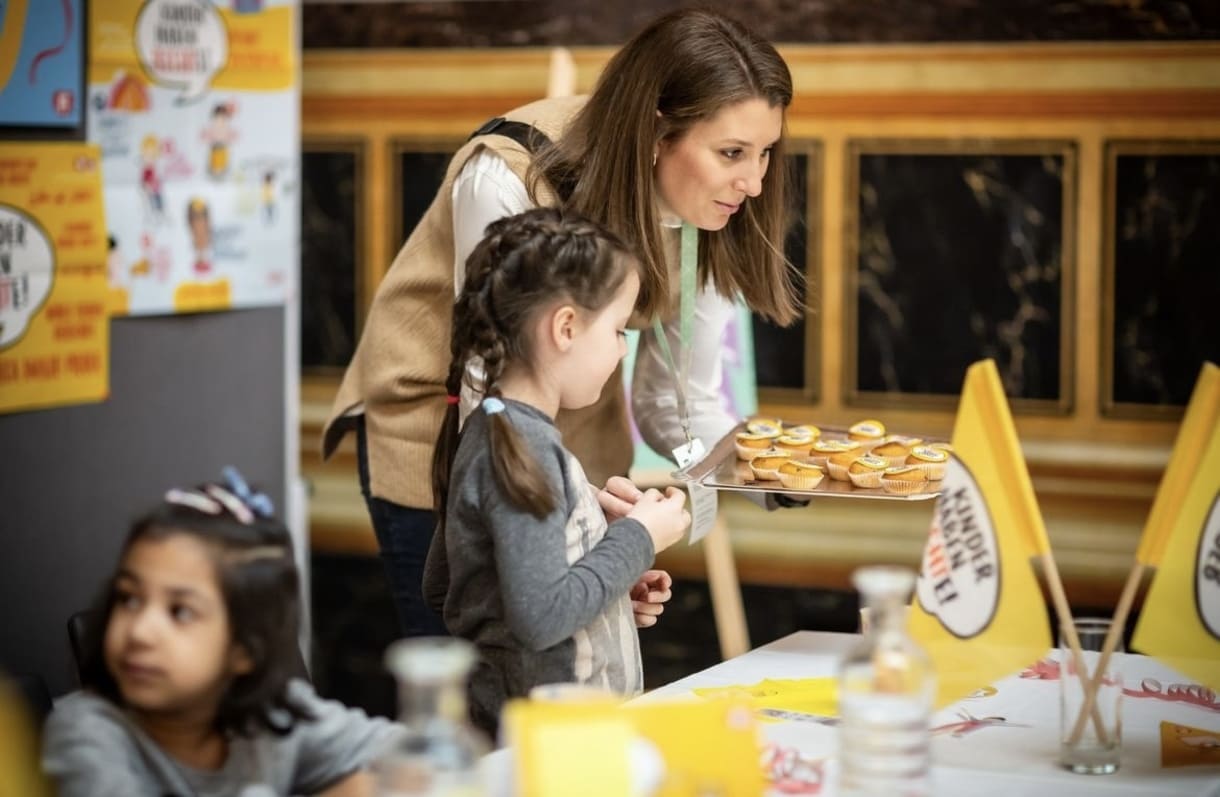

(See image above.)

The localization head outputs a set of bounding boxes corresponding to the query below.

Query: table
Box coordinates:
[639,631,1220,797]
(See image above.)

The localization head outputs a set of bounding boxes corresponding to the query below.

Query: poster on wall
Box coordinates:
[87,0,297,316]
[0,143,110,415]
[0,0,85,130]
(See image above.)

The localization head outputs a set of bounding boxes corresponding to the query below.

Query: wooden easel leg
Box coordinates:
[703,515,750,659]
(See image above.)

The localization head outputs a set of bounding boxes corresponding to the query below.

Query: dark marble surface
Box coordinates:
[754,151,812,392]
[303,0,1219,48]
[853,147,1069,402]
[301,148,360,371]
[1112,147,1215,410]
[1109,149,1220,410]
[397,149,456,245]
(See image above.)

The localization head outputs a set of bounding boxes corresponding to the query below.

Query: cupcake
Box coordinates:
[784,424,821,441]
[749,449,793,481]
[906,446,949,481]
[871,436,914,468]
[847,454,890,489]
[928,442,955,456]
[809,439,858,471]
[777,460,825,490]
[774,434,815,457]
[827,448,867,481]
[735,431,779,461]
[848,419,887,445]
[745,417,785,436]
[880,465,929,495]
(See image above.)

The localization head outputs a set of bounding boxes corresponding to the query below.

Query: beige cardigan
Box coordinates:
[323,95,633,510]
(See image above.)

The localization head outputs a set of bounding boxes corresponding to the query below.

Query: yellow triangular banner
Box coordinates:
[1131,364,1220,691]
[910,360,1053,707]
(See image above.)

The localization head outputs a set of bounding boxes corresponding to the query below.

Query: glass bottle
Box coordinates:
[375,637,490,797]
[837,566,935,797]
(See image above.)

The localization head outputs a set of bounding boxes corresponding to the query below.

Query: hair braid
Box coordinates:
[432,207,640,524]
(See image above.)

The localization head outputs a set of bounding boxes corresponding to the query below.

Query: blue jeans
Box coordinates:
[356,418,449,638]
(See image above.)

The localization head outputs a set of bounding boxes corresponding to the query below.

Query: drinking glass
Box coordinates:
[1059,617,1123,775]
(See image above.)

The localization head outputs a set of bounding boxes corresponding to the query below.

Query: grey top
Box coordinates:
[423,399,654,732]
[42,680,403,797]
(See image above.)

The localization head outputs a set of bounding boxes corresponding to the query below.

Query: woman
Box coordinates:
[323,8,802,637]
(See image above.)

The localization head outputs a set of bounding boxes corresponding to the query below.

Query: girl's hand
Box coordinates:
[630,569,673,628]
[626,487,689,554]
[598,475,643,522]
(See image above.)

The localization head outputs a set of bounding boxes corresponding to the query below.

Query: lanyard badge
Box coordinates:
[654,223,717,543]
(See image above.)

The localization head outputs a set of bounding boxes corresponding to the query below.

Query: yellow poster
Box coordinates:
[0,144,110,415]
[88,0,297,316]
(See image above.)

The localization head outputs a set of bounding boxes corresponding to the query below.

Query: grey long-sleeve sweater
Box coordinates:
[422,399,654,735]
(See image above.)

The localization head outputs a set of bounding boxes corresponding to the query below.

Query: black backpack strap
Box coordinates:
[467,117,552,154]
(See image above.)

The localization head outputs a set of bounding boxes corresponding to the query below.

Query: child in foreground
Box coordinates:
[42,469,402,796]
[423,207,691,736]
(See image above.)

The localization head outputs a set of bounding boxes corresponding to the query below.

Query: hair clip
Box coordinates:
[165,488,223,516]
[206,484,255,525]
[221,466,275,518]
[482,397,506,415]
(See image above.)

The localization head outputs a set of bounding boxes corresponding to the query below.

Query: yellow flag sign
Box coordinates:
[1132,362,1220,692]
[910,359,1053,707]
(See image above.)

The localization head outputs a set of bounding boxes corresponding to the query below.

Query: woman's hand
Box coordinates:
[630,569,673,628]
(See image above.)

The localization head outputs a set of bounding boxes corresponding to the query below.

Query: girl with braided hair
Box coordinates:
[42,469,402,797]
[422,208,690,737]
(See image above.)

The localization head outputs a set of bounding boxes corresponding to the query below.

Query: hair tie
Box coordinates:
[445,394,460,406]
[482,397,506,415]
[221,466,275,519]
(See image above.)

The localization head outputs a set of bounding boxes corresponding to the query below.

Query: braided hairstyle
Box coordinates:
[432,207,639,524]
[80,469,311,737]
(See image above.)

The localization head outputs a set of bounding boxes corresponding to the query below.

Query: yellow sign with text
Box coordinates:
[0,144,110,415]
[90,0,294,92]
[910,359,1054,707]
[1132,363,1220,691]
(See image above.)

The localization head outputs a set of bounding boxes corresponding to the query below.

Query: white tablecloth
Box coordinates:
[639,631,1220,797]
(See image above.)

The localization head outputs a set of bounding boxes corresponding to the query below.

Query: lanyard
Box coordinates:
[651,222,698,445]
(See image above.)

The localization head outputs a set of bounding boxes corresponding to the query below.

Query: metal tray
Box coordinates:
[675,422,946,502]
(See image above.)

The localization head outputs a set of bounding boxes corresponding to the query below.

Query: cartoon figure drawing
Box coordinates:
[261,170,275,223]
[201,102,237,179]
[1020,658,1061,680]
[931,709,1030,738]
[187,198,213,276]
[761,744,825,795]
[139,135,165,223]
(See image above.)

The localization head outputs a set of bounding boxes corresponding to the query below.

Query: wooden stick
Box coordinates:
[1041,552,1111,745]
[1067,562,1145,745]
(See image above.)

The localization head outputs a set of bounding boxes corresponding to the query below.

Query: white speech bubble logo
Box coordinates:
[0,205,55,349]
[915,457,1001,639]
[1194,492,1220,640]
[135,0,228,103]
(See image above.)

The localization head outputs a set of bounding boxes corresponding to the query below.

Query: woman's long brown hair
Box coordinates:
[529,8,802,326]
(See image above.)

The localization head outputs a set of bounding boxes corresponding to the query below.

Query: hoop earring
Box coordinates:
[652,151,658,168]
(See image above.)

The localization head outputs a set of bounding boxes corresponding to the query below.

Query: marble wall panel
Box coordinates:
[394,144,458,248]
[301,144,361,371]
[754,148,818,396]
[304,1,1218,49]
[848,141,1074,410]
[1104,142,1220,416]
